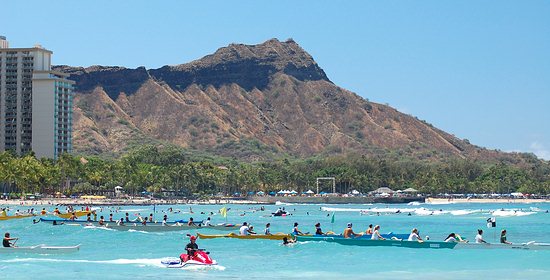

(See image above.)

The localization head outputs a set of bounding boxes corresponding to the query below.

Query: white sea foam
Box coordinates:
[491,210,537,217]
[0,258,166,268]
[407,201,422,206]
[450,210,480,216]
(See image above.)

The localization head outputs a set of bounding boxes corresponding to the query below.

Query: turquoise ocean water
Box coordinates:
[1,202,549,279]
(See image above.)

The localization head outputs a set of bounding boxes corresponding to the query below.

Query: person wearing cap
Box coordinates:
[343,223,360,238]
[183,235,199,261]
[292,222,304,236]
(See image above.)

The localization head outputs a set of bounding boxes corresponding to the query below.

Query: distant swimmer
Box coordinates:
[371,225,385,240]
[500,229,512,244]
[408,228,423,242]
[282,236,295,245]
[343,223,360,238]
[264,223,272,235]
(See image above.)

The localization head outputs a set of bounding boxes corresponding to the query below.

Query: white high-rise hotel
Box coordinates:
[0,36,75,158]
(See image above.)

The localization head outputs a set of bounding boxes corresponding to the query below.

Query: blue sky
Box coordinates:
[3,1,549,159]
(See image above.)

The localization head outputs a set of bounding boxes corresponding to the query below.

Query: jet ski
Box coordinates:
[161,250,218,268]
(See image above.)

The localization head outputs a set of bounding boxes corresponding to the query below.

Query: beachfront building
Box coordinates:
[0,36,75,158]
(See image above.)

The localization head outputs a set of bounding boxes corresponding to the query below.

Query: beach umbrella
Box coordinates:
[269,191,276,196]
[277,190,285,194]
[290,190,298,194]
[351,190,360,195]
[306,190,315,194]
[257,191,265,195]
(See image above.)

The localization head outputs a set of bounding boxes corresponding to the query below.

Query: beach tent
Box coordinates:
[351,190,360,195]
[277,190,285,195]
[510,192,524,197]
[269,191,276,196]
[248,191,255,195]
[257,191,265,195]
[290,190,298,194]
[371,187,394,194]
[305,190,315,194]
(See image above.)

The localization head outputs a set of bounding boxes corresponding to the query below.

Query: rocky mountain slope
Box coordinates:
[54,39,532,163]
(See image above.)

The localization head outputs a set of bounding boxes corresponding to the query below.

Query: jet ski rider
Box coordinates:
[182,235,199,261]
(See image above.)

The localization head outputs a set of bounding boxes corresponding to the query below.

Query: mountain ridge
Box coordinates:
[54,38,537,165]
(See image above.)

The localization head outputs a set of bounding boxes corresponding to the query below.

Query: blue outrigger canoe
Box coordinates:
[296,235,456,249]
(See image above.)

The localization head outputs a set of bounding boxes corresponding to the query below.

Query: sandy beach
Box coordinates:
[0,198,263,206]
[1,197,549,206]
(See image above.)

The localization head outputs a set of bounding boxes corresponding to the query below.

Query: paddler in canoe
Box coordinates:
[365,224,373,235]
[408,228,423,242]
[292,222,306,236]
[3,232,18,248]
[315,223,324,235]
[371,225,386,240]
[343,223,361,238]
[264,223,272,235]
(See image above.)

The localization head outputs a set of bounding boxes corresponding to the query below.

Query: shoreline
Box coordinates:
[0,198,264,206]
[1,197,549,207]
[425,197,550,204]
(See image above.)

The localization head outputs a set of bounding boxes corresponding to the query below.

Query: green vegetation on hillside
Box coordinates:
[0,146,548,197]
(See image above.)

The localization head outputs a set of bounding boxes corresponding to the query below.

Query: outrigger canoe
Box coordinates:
[0,244,80,254]
[454,242,550,250]
[198,232,290,240]
[38,218,240,231]
[295,235,456,249]
[295,236,550,251]
[55,211,90,219]
[0,214,38,221]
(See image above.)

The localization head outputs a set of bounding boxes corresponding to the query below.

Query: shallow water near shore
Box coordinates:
[1,202,549,279]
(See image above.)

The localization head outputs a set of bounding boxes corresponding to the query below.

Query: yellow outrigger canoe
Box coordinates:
[0,214,38,221]
[55,211,91,219]
[0,210,90,221]
[197,232,290,240]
